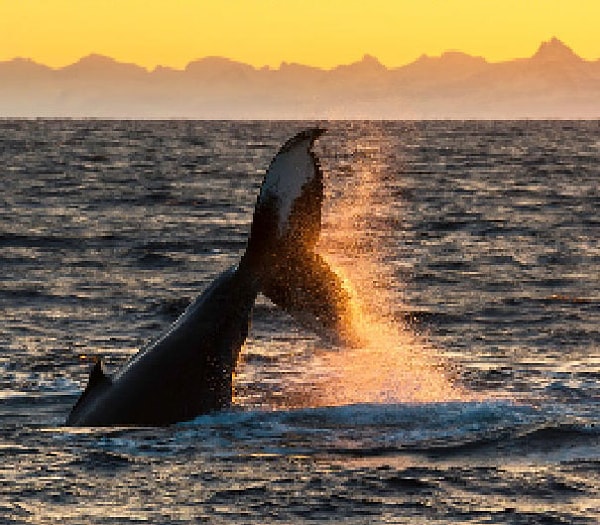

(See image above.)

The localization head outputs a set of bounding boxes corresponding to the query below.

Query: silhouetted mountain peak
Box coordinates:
[278,61,307,70]
[532,37,582,63]
[7,57,43,66]
[359,54,385,68]
[442,51,486,63]
[333,54,386,76]
[62,54,148,78]
[400,50,488,79]
[412,50,487,66]
[0,57,50,74]
[185,56,255,74]
[67,54,118,70]
[80,53,115,64]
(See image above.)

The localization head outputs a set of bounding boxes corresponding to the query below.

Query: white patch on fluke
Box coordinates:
[258,136,316,236]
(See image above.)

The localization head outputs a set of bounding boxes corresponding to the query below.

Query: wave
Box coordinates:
[136,401,596,458]
[37,400,595,469]
[4,393,594,466]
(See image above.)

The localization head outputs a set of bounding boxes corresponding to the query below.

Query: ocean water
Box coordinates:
[0,120,598,524]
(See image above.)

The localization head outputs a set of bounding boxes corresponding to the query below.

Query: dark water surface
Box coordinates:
[1,121,598,523]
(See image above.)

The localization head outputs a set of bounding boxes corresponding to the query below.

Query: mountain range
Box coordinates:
[1,38,599,119]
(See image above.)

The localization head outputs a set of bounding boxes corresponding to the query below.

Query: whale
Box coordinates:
[66,128,352,426]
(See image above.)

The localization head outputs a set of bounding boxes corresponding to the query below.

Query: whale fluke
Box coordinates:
[244,128,353,342]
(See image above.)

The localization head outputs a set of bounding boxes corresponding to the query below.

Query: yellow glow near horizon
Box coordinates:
[1,0,599,69]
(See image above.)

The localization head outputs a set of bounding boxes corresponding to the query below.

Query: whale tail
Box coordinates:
[241,129,354,344]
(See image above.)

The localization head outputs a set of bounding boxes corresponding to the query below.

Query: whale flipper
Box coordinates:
[66,128,352,426]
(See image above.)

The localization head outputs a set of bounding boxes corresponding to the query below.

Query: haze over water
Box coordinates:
[0,120,598,523]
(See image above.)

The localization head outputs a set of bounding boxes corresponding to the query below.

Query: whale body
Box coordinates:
[66,129,352,426]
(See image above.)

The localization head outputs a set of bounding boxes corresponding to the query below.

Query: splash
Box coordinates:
[302,258,469,406]
[284,127,473,407]
[234,126,476,410]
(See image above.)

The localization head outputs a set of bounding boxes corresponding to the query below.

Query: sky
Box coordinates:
[1,0,599,70]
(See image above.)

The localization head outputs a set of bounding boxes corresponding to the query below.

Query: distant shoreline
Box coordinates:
[2,39,599,119]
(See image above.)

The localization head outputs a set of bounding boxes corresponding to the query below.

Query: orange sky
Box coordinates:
[1,0,599,69]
